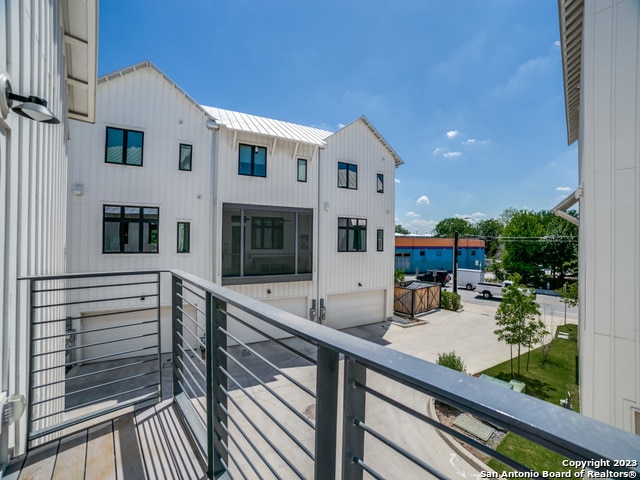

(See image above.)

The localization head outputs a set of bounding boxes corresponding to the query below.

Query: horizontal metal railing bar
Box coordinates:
[357,379,528,472]
[221,383,306,479]
[217,405,274,480]
[32,331,158,359]
[20,269,168,282]
[31,381,160,422]
[176,304,199,331]
[354,417,448,479]
[175,312,205,350]
[221,306,317,366]
[29,391,159,442]
[31,292,159,309]
[32,370,160,407]
[220,326,316,399]
[219,348,315,430]
[32,357,157,388]
[179,284,206,303]
[219,436,248,480]
[31,348,158,375]
[31,279,158,294]
[171,268,640,467]
[32,319,158,341]
[177,289,206,315]
[352,454,384,480]
[174,352,208,401]
[175,333,207,384]
[219,425,261,480]
[30,307,158,328]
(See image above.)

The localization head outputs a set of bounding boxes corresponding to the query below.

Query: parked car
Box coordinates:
[476,281,534,300]
[416,270,450,287]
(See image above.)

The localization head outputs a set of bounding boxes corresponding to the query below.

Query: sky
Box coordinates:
[98,0,578,235]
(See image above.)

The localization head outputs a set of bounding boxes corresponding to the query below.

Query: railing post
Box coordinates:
[314,346,339,480]
[172,275,183,398]
[209,294,228,479]
[342,357,366,480]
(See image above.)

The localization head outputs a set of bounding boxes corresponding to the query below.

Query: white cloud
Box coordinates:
[406,219,438,235]
[556,186,572,192]
[416,195,430,205]
[443,151,462,158]
[463,139,476,145]
[454,212,486,223]
[433,147,446,156]
[337,123,346,129]
[554,40,560,48]
[446,130,459,139]
[406,211,420,218]
[395,178,401,184]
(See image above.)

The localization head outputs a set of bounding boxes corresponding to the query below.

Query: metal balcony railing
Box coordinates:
[19,269,640,479]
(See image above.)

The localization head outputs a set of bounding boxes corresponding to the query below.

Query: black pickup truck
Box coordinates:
[416,270,450,287]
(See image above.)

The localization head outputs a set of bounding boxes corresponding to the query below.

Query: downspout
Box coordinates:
[316,146,323,323]
[206,119,219,282]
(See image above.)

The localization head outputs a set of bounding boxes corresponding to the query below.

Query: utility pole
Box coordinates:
[453,232,459,294]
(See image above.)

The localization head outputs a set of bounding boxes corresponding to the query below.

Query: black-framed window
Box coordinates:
[338,217,367,252]
[297,158,307,182]
[179,144,193,171]
[338,162,357,189]
[239,143,267,177]
[177,222,190,253]
[377,229,384,251]
[103,205,158,253]
[105,127,144,166]
[377,173,384,193]
[251,217,284,250]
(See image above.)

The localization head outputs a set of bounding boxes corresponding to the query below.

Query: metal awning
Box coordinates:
[552,187,581,226]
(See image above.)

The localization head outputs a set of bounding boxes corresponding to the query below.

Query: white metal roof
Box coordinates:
[203,106,332,146]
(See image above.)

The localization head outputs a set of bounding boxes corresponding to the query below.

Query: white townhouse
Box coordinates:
[67,62,402,348]
[0,0,98,462]
[557,0,640,434]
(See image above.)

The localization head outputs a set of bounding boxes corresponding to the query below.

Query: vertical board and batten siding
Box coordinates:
[1,0,69,455]
[67,66,214,279]
[319,119,396,326]
[579,0,640,433]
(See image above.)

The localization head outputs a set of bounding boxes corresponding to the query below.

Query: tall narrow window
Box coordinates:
[179,144,192,171]
[338,217,367,252]
[297,158,307,182]
[103,205,158,253]
[338,162,357,189]
[377,173,384,193]
[105,127,144,166]
[239,144,267,177]
[177,222,190,253]
[377,229,384,251]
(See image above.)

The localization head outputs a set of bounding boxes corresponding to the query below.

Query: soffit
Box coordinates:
[558,0,583,145]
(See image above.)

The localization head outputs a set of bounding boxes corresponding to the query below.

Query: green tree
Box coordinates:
[539,210,578,286]
[395,224,410,235]
[494,281,544,377]
[557,282,578,308]
[501,210,545,285]
[477,218,504,259]
[433,217,478,238]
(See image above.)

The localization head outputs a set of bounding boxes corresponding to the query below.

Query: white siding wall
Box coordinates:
[579,0,640,433]
[1,0,68,456]
[67,67,214,280]
[319,120,397,326]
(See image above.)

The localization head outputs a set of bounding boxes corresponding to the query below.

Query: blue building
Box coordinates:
[394,236,485,273]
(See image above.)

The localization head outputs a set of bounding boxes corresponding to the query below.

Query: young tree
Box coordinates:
[395,224,410,235]
[432,217,478,238]
[493,281,543,377]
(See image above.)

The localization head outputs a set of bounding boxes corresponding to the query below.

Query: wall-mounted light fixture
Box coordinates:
[0,73,60,124]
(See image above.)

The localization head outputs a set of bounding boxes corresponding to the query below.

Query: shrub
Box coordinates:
[394,269,405,283]
[437,351,466,373]
[440,290,461,311]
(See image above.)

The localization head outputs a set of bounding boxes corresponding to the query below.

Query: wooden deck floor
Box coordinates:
[3,400,207,480]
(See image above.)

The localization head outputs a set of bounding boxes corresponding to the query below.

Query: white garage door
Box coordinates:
[326,290,385,329]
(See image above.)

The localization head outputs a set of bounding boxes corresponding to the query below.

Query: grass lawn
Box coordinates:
[481,324,579,473]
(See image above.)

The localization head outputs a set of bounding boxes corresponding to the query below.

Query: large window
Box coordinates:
[177,222,190,253]
[297,158,307,182]
[239,144,267,177]
[338,217,367,252]
[103,205,158,253]
[338,162,357,189]
[105,127,144,166]
[179,144,192,171]
[222,205,312,281]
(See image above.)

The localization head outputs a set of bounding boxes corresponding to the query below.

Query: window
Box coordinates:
[105,127,144,166]
[436,250,442,257]
[251,217,284,250]
[377,229,384,251]
[297,158,307,182]
[338,217,367,252]
[103,205,158,253]
[338,162,357,189]
[177,222,190,253]
[179,144,192,171]
[222,206,312,280]
[420,251,425,256]
[377,173,384,193]
[471,250,476,256]
[239,144,267,177]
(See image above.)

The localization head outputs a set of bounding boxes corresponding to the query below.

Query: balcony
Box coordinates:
[3,270,639,479]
